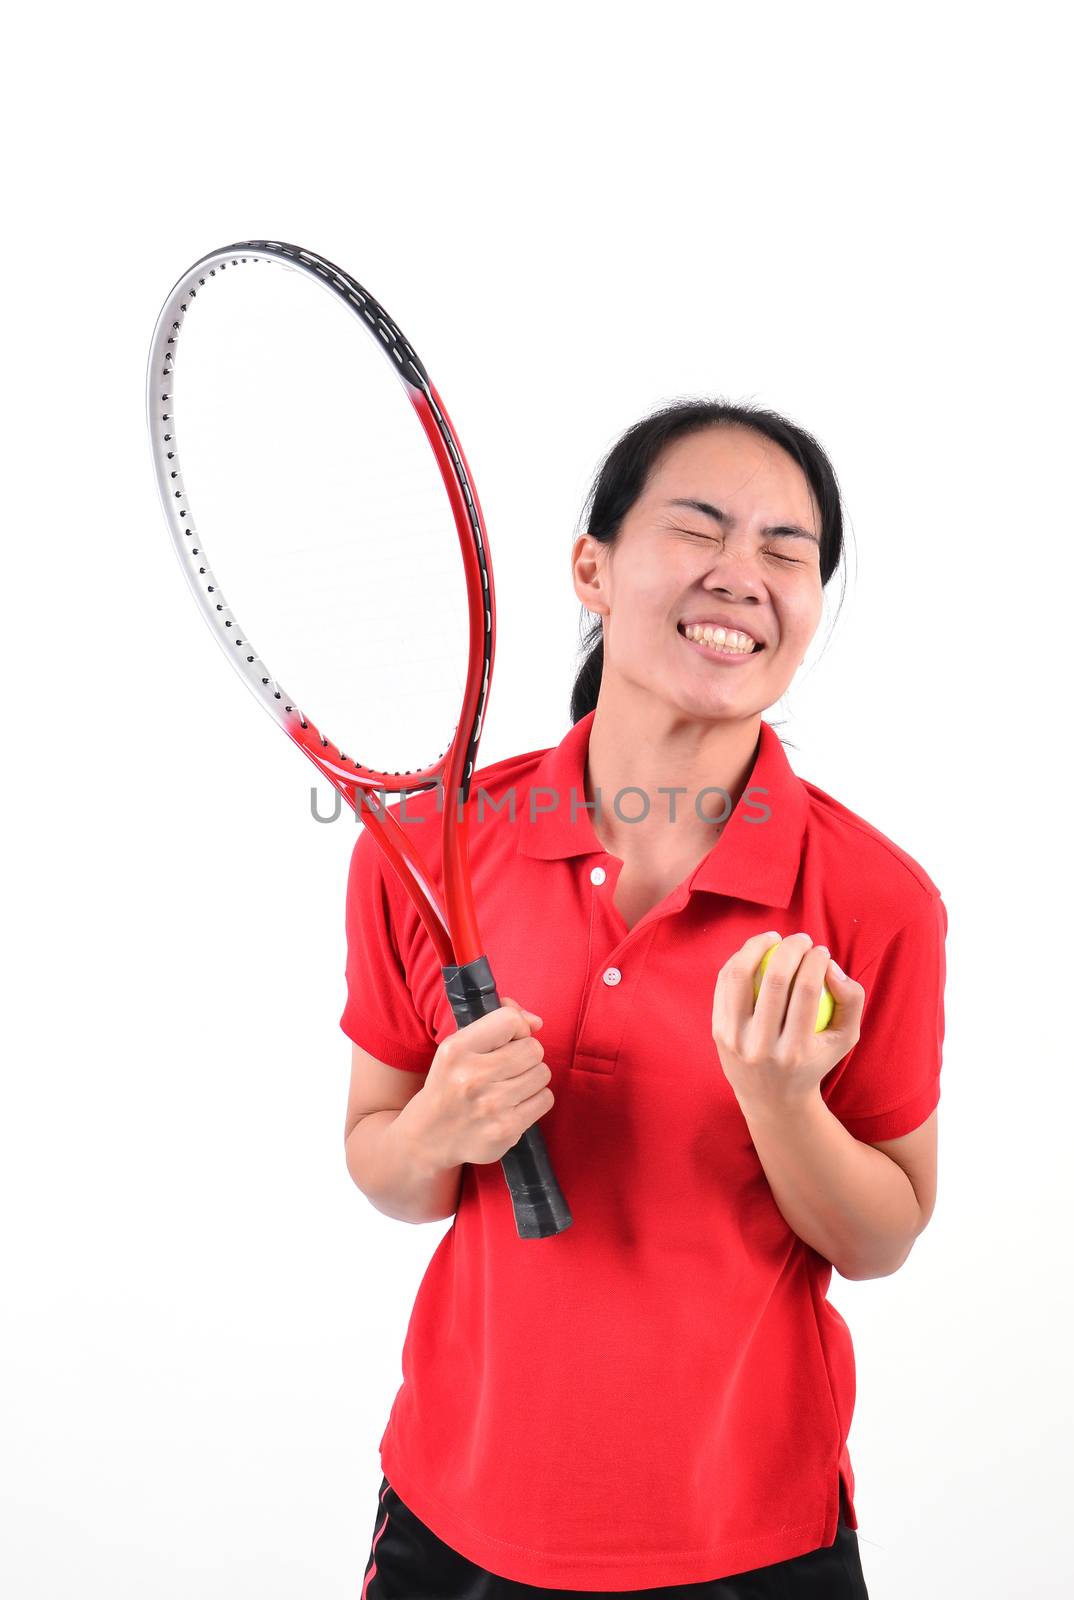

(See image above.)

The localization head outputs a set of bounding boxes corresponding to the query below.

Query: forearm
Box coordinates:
[345,1101,464,1224]
[738,1089,921,1279]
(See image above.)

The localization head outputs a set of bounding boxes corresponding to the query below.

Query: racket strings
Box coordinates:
[151,242,481,786]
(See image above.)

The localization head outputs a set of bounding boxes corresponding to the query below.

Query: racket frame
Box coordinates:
[146,240,490,966]
[147,241,572,1239]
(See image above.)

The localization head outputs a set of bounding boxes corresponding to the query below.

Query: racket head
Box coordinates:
[145,240,495,813]
[146,248,575,1240]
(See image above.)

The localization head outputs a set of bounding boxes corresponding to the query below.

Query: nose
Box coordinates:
[700,571,766,603]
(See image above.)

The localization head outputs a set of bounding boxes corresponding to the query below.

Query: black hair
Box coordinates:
[569,398,847,728]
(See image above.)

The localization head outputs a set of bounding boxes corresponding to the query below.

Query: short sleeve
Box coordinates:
[339,825,439,1073]
[823,892,948,1141]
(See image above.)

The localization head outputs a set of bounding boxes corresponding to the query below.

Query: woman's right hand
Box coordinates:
[408,997,553,1170]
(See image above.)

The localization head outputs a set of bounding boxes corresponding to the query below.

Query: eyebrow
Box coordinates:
[664,497,820,544]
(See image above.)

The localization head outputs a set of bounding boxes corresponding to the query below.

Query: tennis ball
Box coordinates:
[753,942,835,1033]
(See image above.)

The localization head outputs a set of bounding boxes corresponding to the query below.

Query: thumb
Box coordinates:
[500,994,543,1029]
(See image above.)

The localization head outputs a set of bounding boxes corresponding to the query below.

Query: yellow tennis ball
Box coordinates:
[753,942,835,1033]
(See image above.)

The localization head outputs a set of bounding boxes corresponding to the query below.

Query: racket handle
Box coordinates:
[442,956,573,1240]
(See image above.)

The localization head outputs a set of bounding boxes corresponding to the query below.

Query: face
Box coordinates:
[571,425,826,721]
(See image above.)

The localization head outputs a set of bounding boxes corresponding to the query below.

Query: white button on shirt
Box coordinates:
[602,967,622,986]
[590,866,607,885]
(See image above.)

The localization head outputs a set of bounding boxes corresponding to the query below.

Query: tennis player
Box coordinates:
[343,399,946,1598]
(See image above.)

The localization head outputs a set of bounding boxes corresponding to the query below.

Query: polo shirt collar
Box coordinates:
[514,710,808,909]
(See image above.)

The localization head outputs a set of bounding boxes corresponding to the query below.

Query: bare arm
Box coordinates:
[342,995,548,1226]
[739,1089,925,1279]
[346,1100,464,1225]
[714,930,936,1280]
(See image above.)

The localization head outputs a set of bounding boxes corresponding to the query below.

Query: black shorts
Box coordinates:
[361,1474,870,1598]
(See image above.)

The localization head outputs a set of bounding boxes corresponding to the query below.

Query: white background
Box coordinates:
[2,3,1071,1596]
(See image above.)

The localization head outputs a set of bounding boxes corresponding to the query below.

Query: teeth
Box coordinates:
[681,623,758,653]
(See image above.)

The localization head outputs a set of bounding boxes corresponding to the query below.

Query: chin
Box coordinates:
[666,683,747,721]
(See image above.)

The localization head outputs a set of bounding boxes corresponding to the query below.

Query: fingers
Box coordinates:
[713,930,782,1042]
[498,1032,549,1086]
[748,932,815,1044]
[450,997,542,1056]
[781,940,835,1039]
[821,960,866,1042]
[715,932,861,1048]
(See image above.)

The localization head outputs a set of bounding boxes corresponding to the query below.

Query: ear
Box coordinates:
[571,532,610,616]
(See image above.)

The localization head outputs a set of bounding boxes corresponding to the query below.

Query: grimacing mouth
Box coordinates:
[677,621,765,653]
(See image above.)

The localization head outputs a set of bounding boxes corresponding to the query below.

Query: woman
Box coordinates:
[343,399,947,1598]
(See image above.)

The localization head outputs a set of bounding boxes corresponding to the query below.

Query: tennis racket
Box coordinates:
[145,239,572,1240]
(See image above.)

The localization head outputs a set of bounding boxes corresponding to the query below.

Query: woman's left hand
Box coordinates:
[712,931,865,1114]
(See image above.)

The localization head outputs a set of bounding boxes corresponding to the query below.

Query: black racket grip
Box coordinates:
[441,956,573,1240]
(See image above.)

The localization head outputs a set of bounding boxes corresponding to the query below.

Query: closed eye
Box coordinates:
[672,527,807,565]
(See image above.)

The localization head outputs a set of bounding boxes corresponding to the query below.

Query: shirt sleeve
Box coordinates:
[823,891,948,1141]
[339,824,440,1073]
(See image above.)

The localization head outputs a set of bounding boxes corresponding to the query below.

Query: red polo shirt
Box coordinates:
[340,711,947,1590]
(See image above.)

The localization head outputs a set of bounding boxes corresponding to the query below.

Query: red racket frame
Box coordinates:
[146,241,572,1239]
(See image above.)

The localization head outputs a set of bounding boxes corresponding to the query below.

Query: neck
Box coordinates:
[585,680,763,861]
